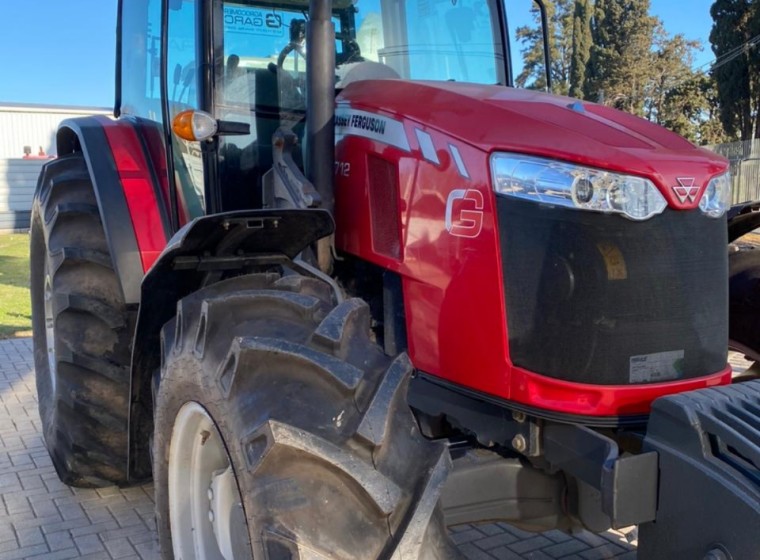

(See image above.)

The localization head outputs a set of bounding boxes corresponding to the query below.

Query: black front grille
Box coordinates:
[497,197,728,385]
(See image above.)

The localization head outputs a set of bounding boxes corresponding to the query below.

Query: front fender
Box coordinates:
[127,208,334,479]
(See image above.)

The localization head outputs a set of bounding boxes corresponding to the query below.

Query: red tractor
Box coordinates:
[31,0,760,558]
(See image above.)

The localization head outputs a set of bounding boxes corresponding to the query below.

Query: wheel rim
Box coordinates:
[43,272,56,393]
[169,402,246,560]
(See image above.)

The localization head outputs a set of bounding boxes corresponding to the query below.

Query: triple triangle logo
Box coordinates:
[672,177,699,204]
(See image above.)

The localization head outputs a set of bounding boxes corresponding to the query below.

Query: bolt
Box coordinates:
[208,487,213,501]
[512,411,526,423]
[208,510,214,523]
[512,434,526,453]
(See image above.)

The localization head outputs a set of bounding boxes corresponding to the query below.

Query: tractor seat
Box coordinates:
[335,61,400,89]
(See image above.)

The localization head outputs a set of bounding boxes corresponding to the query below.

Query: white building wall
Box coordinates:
[0,104,111,231]
[0,159,44,232]
[0,104,111,159]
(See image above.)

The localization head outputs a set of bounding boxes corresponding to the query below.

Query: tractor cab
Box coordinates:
[118,0,543,228]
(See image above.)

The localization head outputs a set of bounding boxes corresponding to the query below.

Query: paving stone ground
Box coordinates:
[5,337,747,559]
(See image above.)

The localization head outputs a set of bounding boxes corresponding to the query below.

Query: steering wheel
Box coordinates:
[277,42,306,76]
[275,41,306,109]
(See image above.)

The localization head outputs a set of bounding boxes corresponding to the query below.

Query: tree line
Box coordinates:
[515,0,758,145]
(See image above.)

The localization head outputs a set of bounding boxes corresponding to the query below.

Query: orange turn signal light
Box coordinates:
[172,110,218,142]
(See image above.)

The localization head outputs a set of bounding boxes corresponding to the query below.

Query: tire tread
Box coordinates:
[31,152,135,488]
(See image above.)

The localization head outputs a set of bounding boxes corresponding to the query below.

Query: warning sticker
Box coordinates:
[629,350,684,383]
[596,241,627,280]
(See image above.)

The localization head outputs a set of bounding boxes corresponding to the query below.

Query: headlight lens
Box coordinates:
[490,153,667,221]
[699,172,731,218]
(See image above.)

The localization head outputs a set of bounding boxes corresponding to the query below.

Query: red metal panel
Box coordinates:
[338,81,729,211]
[334,97,517,409]
[334,83,732,419]
[508,365,732,416]
[97,116,168,273]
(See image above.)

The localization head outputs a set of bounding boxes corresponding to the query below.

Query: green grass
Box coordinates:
[0,234,32,339]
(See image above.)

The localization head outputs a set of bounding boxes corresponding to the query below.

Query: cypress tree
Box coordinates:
[584,0,656,115]
[709,0,758,140]
[569,0,592,98]
[514,0,577,95]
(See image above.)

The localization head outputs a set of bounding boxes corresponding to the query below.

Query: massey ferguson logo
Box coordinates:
[672,177,699,204]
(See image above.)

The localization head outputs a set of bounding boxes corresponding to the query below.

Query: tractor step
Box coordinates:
[639,380,760,560]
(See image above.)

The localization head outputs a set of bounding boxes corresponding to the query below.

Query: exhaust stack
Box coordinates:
[306,0,335,273]
[306,0,335,215]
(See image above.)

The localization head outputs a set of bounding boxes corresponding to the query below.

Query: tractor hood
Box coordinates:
[337,80,728,203]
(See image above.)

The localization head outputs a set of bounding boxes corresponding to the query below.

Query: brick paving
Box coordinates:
[4,337,747,559]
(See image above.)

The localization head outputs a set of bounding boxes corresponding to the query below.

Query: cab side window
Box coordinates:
[168,0,205,218]
[120,0,163,120]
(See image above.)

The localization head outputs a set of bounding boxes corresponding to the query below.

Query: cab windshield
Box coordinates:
[219,0,506,90]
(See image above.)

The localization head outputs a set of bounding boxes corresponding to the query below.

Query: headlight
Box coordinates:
[490,153,667,221]
[699,172,731,218]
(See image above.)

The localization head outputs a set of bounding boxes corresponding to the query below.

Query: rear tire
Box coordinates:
[30,153,136,487]
[153,273,460,559]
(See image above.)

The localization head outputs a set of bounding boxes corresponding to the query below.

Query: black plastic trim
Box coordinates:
[56,117,144,305]
[199,0,220,214]
[494,0,511,87]
[537,0,552,92]
[160,0,180,233]
[115,0,123,118]
[543,423,658,527]
[382,271,407,356]
[409,372,649,429]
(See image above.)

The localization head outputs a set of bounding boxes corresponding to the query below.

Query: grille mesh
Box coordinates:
[498,197,728,385]
[368,155,401,259]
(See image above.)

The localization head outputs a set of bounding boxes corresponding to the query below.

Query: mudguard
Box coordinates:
[56,116,171,304]
[728,201,760,243]
[639,381,760,560]
[127,209,334,479]
[729,248,760,362]
[727,201,760,361]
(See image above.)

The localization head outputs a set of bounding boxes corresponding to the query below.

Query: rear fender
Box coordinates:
[726,201,760,360]
[728,201,760,243]
[127,209,334,479]
[56,116,171,304]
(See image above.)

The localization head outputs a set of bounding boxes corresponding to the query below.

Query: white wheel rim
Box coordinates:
[43,273,56,392]
[169,402,243,560]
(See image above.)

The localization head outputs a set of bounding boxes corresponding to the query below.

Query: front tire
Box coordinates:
[30,153,136,487]
[153,273,459,559]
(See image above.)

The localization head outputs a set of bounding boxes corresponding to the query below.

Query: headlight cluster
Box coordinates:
[699,172,732,218]
[490,153,731,220]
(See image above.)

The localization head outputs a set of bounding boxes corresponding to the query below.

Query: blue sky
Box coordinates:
[0,0,717,108]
